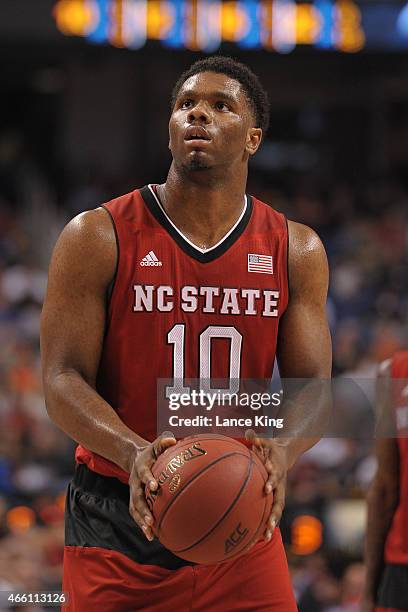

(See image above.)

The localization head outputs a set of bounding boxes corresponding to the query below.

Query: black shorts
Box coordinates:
[376,564,408,612]
[65,463,194,570]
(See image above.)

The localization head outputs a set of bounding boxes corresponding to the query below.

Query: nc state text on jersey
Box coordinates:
[133,285,281,317]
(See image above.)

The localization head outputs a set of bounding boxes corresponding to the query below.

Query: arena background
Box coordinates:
[0,1,408,610]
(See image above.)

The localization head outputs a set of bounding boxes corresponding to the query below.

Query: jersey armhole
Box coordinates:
[100,204,120,305]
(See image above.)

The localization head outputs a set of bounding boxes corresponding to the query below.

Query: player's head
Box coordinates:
[169,56,269,174]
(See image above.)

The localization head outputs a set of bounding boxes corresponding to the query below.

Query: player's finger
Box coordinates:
[142,526,154,541]
[129,503,153,540]
[264,459,280,493]
[132,504,154,541]
[129,502,142,526]
[266,481,286,539]
[154,431,177,457]
[251,444,266,463]
[131,486,154,526]
[139,464,158,491]
[246,429,268,462]
[245,429,262,448]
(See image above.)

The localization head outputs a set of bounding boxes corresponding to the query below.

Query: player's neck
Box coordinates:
[158,165,248,250]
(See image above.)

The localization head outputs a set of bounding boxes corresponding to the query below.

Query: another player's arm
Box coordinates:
[246,221,332,538]
[362,359,399,612]
[40,210,175,540]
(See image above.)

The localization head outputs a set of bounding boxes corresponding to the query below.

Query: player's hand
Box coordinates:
[245,429,288,542]
[128,431,177,541]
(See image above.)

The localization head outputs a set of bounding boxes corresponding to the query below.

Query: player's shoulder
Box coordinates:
[287,220,328,277]
[60,188,143,244]
[282,220,329,299]
[287,220,324,254]
[52,206,117,281]
[62,206,115,247]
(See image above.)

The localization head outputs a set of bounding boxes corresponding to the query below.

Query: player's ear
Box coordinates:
[245,127,262,156]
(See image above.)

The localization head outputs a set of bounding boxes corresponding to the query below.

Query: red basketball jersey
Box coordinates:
[76,185,289,483]
[385,350,408,564]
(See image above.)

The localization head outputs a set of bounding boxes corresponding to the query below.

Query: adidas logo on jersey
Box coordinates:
[140,251,162,267]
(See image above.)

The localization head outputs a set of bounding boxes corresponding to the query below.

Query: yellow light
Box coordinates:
[54,0,98,37]
[110,0,125,47]
[146,0,173,40]
[291,515,323,556]
[296,3,322,45]
[334,0,365,53]
[185,0,199,51]
[56,492,66,512]
[260,0,273,50]
[221,1,248,42]
[6,506,36,533]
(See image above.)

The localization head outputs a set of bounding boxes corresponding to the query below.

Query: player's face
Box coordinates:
[169,72,262,172]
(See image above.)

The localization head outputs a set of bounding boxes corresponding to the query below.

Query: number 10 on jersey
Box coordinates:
[166,324,242,398]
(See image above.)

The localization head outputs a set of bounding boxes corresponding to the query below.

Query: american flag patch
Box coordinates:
[248,253,273,274]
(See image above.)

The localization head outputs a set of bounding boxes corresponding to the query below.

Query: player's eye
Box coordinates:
[215,101,230,111]
[180,99,193,109]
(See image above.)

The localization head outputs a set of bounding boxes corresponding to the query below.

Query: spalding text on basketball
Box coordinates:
[145,442,207,508]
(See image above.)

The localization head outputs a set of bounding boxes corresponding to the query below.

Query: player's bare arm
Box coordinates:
[361,359,399,612]
[247,220,332,540]
[40,209,176,541]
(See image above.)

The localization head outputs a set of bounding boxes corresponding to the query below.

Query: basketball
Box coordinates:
[145,434,272,565]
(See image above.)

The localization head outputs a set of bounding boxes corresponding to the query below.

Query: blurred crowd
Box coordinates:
[0,133,407,610]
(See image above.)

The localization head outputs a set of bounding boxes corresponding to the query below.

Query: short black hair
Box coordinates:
[171,56,270,134]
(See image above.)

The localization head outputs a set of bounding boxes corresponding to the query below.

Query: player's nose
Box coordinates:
[187,101,211,124]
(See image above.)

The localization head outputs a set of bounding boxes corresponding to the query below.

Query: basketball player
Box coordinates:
[362,351,408,612]
[41,57,331,611]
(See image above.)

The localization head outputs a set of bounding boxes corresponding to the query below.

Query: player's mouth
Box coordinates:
[184,126,212,146]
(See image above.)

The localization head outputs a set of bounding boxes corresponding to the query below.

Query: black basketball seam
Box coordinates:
[222,455,271,562]
[157,450,250,534]
[172,452,254,554]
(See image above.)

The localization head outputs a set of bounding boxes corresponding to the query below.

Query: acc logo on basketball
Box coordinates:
[224,523,249,555]
[168,473,181,493]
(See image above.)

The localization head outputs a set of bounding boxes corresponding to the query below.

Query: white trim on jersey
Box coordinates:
[148,184,247,255]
